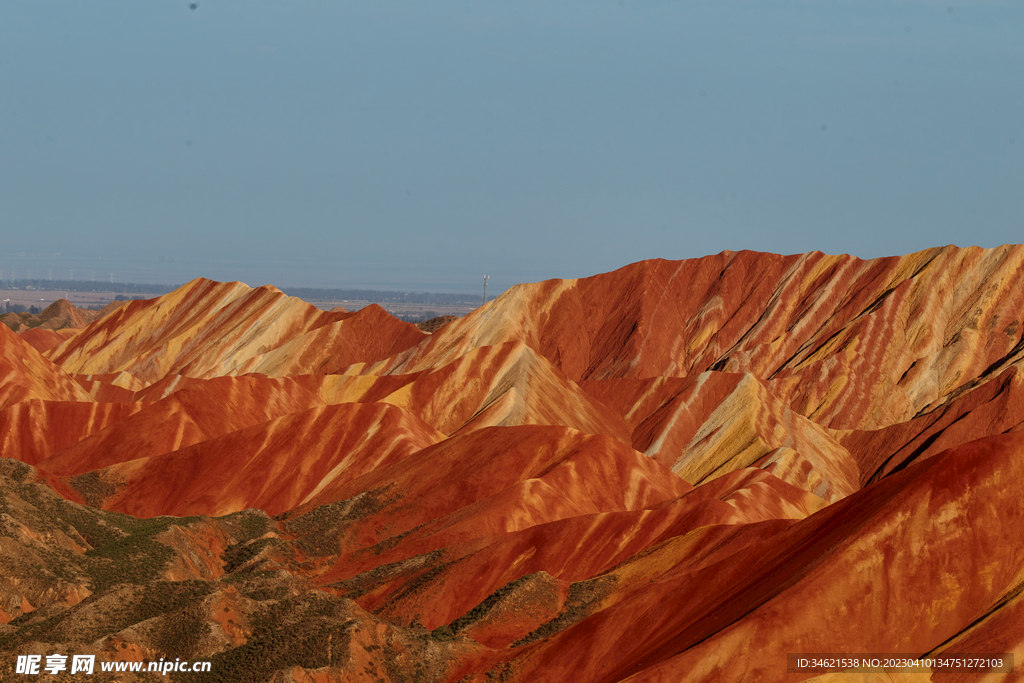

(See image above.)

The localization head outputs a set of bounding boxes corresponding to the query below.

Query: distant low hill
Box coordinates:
[0,298,125,333]
[3,277,486,305]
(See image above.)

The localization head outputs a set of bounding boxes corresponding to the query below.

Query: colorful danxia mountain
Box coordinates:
[2,246,1023,682]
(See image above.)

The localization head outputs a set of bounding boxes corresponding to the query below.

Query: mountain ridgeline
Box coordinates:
[1,245,1023,682]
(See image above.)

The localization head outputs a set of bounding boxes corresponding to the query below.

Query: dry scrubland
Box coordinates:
[1,246,1024,682]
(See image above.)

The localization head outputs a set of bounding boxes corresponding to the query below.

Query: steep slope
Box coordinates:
[18,327,78,354]
[285,426,676,532]
[0,324,94,411]
[0,400,146,466]
[44,279,349,382]
[585,371,858,502]
[391,246,1024,430]
[228,304,427,377]
[72,371,149,402]
[36,298,95,330]
[840,365,1024,485]
[373,342,630,440]
[488,432,1024,683]
[268,343,631,441]
[328,469,825,635]
[0,459,480,682]
[71,402,446,517]
[36,375,325,477]
[3,248,1024,682]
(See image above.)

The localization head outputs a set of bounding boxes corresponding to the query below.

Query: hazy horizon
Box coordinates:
[0,243,1021,297]
[3,1,1022,294]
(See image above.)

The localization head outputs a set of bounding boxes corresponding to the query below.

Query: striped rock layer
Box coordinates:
[0,246,1022,682]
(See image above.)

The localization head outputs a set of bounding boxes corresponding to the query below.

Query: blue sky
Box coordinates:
[2,1,1021,293]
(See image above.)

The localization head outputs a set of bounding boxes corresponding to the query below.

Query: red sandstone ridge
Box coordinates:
[1,247,1023,682]
[0,324,93,410]
[44,279,425,382]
